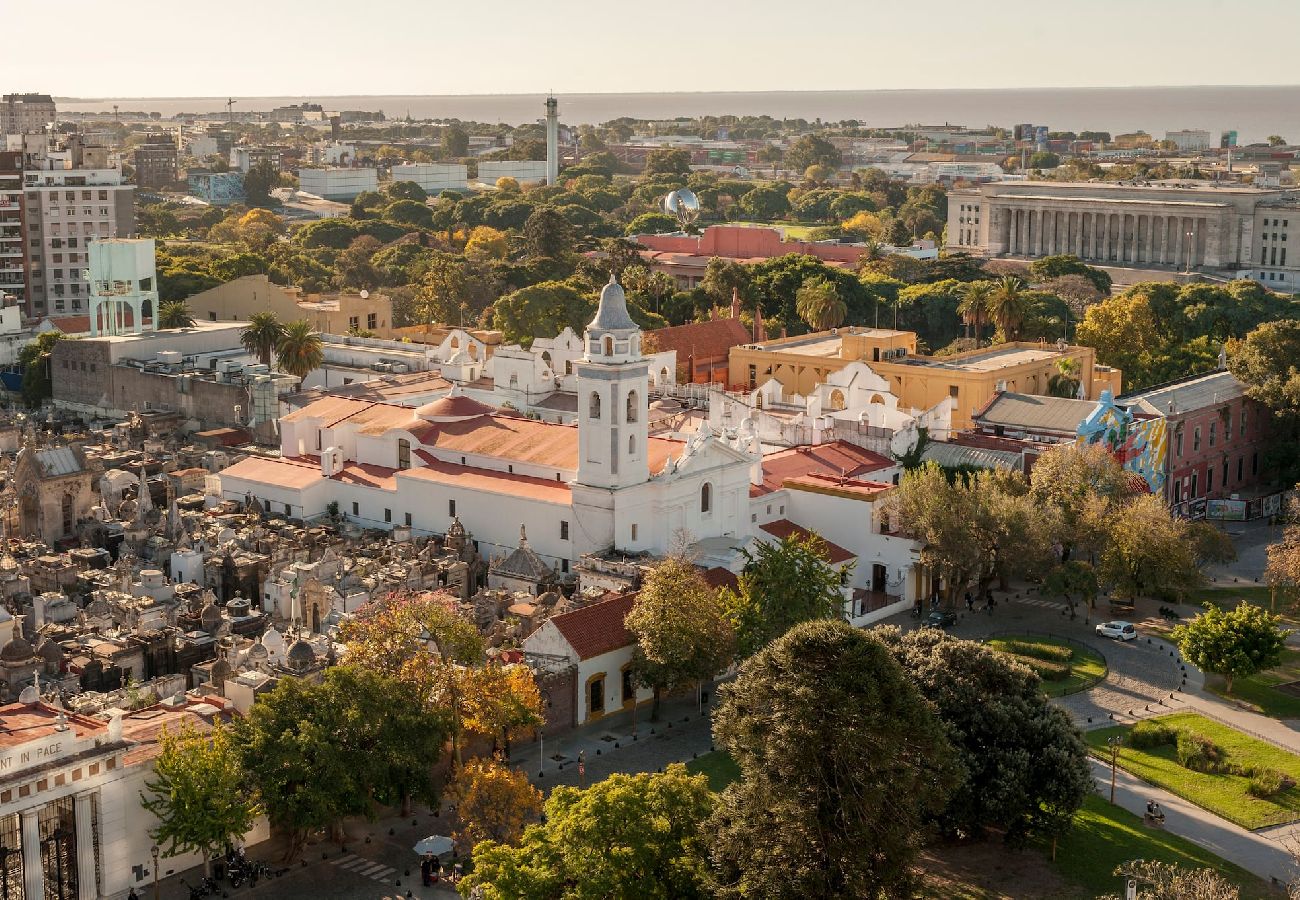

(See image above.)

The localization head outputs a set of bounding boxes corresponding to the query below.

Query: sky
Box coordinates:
[12,0,1300,98]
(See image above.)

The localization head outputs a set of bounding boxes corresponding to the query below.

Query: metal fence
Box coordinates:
[983,629,1110,696]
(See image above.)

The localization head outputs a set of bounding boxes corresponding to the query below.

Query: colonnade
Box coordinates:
[1002,206,1209,268]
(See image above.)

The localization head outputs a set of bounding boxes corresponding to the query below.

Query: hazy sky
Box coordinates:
[13,0,1300,97]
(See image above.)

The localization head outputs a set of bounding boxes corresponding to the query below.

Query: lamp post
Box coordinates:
[150,844,160,900]
[1107,736,1122,804]
[1184,229,1195,274]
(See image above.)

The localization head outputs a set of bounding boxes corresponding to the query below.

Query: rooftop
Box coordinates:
[759,519,855,564]
[885,345,1062,373]
[973,391,1097,434]
[1120,369,1244,416]
[550,593,635,661]
[756,441,894,496]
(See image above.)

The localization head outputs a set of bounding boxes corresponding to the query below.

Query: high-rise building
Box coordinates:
[0,94,55,136]
[0,152,26,306]
[19,135,134,318]
[130,135,178,190]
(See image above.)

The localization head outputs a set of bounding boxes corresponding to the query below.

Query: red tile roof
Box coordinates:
[701,566,740,592]
[406,453,571,502]
[759,519,856,564]
[550,593,636,661]
[756,441,894,495]
[0,702,106,748]
[649,318,752,363]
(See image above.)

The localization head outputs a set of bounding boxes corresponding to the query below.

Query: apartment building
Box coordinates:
[131,135,179,189]
[20,137,134,317]
[1,94,55,135]
[0,152,24,304]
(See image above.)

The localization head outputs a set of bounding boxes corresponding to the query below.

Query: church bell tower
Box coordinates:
[575,275,649,490]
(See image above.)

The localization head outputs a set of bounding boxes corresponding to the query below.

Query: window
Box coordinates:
[1209,421,1216,447]
[384,508,392,523]
[397,438,410,470]
[1191,471,1198,498]
[1223,458,1229,487]
[263,499,271,513]
[1253,452,1259,475]
[405,512,412,526]
[351,501,359,516]
[348,316,359,330]
[1207,468,1213,493]
[589,677,605,715]
[284,503,292,515]
[1225,410,1232,440]
[1237,457,1245,482]
[449,499,456,517]
[603,335,614,356]
[949,385,959,398]
[1241,405,1247,436]
[626,389,638,423]
[1175,428,1184,458]
[628,434,635,455]
[701,482,712,514]
[560,520,569,540]
[367,313,377,330]
[631,523,638,541]
[589,391,601,419]
[1193,427,1201,452]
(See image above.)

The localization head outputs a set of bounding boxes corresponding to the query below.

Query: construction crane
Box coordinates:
[226,98,237,125]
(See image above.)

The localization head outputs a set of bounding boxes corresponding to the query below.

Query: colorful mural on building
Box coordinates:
[1076,390,1168,495]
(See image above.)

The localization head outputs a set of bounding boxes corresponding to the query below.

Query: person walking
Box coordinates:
[965,590,974,613]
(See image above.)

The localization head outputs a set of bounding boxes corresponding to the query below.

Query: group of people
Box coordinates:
[910,588,999,618]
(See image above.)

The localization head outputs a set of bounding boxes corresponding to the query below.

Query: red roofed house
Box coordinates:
[523,593,651,725]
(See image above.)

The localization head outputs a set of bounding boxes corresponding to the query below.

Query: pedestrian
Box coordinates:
[421,854,434,887]
[965,591,974,613]
[913,596,923,618]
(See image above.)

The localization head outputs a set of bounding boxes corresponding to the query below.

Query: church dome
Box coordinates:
[247,643,269,663]
[586,276,638,333]
[0,635,34,664]
[200,601,223,633]
[415,388,494,424]
[39,640,63,664]
[286,638,315,672]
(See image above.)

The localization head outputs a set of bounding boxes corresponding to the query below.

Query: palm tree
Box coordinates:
[795,277,847,331]
[1048,357,1082,398]
[156,301,195,329]
[241,312,285,367]
[986,276,1031,342]
[957,280,993,348]
[275,319,324,379]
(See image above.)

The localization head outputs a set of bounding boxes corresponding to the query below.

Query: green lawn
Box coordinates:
[1188,585,1296,620]
[1087,712,1300,829]
[1044,795,1276,899]
[985,634,1107,697]
[1205,649,1300,719]
[727,220,821,239]
[685,751,740,792]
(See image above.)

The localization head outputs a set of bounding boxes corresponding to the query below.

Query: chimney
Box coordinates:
[754,304,766,342]
[730,287,741,321]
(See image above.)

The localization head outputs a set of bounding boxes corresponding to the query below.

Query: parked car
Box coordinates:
[922,609,957,629]
[1095,621,1137,641]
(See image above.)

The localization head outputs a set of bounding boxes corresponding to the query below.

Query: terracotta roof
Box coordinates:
[759,519,856,564]
[0,702,106,748]
[404,455,572,503]
[194,427,251,446]
[755,441,894,496]
[426,414,682,473]
[281,396,376,426]
[334,463,397,490]
[218,455,323,491]
[701,566,739,592]
[783,473,894,500]
[415,394,495,421]
[649,318,751,362]
[120,700,233,766]
[285,371,452,407]
[550,593,636,661]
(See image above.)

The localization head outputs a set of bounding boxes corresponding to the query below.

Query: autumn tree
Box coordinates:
[724,532,848,659]
[1099,494,1203,601]
[1172,603,1289,694]
[878,627,1092,846]
[1107,861,1239,900]
[708,621,956,899]
[141,722,259,875]
[626,555,735,720]
[1030,443,1134,562]
[459,765,714,900]
[461,663,544,760]
[464,225,509,261]
[450,757,543,853]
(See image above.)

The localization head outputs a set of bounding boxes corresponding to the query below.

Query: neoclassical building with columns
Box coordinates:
[948,181,1300,279]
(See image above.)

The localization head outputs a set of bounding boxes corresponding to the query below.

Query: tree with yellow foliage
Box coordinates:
[464,225,510,262]
[461,662,544,760]
[842,210,885,241]
[450,757,543,853]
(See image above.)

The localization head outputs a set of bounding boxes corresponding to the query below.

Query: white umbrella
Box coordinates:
[413,835,454,857]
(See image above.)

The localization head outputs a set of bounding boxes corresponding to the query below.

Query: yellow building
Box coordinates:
[728,327,1122,429]
[187,274,397,338]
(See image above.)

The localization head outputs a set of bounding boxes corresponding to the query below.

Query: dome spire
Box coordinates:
[586,274,638,333]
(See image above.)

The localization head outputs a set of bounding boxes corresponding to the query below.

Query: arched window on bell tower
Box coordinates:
[626,390,639,423]
[603,335,614,356]
[589,391,602,419]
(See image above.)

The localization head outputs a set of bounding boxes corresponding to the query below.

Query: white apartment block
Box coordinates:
[1165,129,1212,152]
[391,163,467,194]
[298,167,378,202]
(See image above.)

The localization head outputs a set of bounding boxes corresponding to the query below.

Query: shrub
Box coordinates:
[1245,767,1294,799]
[999,639,1073,663]
[1013,656,1072,681]
[1175,731,1228,773]
[1129,721,1178,750]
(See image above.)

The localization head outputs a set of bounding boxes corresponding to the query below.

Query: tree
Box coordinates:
[987,275,1030,340]
[523,207,574,259]
[156,301,196,329]
[1268,135,1287,147]
[878,627,1091,845]
[1028,151,1061,169]
[495,176,520,193]
[459,766,714,900]
[240,312,285,367]
[737,184,790,221]
[626,555,734,721]
[450,757,542,853]
[442,125,469,157]
[708,620,956,899]
[1107,860,1240,900]
[385,199,434,228]
[794,275,847,331]
[140,722,259,876]
[804,164,835,184]
[1044,560,1101,621]
[643,148,692,177]
[1029,254,1113,294]
[461,663,544,760]
[243,159,278,208]
[723,532,848,659]
[18,331,67,408]
[275,319,324,379]
[1229,320,1300,412]
[385,180,428,202]
[464,225,509,261]
[492,281,594,347]
[700,257,751,307]
[1100,494,1203,601]
[1172,603,1290,694]
[886,217,913,246]
[625,212,679,236]
[958,280,993,347]
[784,134,842,173]
[1030,443,1133,561]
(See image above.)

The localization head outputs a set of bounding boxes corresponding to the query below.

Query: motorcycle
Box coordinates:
[1144,802,1166,828]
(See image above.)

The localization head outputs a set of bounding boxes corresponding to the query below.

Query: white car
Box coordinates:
[1096,621,1137,641]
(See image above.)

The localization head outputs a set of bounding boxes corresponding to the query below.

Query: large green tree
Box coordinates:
[1030,443,1134,561]
[644,148,692,177]
[707,620,957,899]
[492,280,594,347]
[626,555,735,720]
[783,134,842,173]
[1099,494,1203,601]
[1172,603,1290,694]
[724,532,848,659]
[794,275,847,331]
[523,207,575,259]
[878,627,1092,845]
[140,722,259,875]
[18,331,67,408]
[459,765,714,900]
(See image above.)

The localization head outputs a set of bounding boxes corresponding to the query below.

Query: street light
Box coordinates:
[1107,736,1122,804]
[1183,229,1195,275]
[150,845,159,900]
